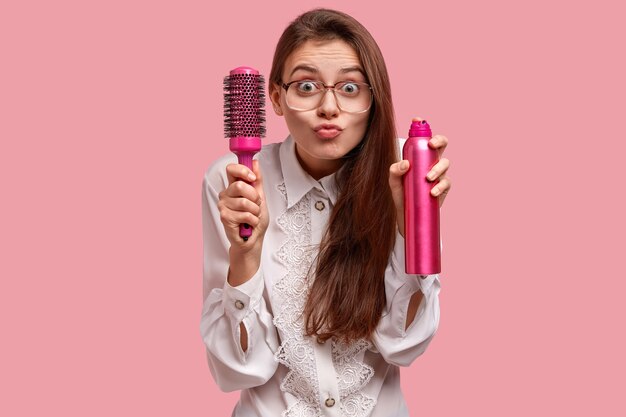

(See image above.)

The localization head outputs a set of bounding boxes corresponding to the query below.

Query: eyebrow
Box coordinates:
[289,64,365,78]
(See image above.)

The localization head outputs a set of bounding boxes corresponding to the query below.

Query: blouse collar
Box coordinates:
[279,135,341,209]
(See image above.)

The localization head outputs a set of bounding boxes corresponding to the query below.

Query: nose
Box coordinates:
[316,89,340,119]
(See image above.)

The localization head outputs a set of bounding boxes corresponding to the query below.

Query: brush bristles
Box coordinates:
[223,73,266,138]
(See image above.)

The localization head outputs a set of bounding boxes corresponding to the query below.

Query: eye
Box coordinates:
[339,82,360,95]
[296,81,320,94]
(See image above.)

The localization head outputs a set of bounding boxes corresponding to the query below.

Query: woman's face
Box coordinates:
[270,39,371,180]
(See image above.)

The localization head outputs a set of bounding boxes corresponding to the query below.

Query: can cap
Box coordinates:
[408,119,432,138]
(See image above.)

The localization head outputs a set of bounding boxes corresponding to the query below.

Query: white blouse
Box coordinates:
[200,135,441,417]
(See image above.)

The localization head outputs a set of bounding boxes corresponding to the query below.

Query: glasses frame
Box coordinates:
[281,80,374,114]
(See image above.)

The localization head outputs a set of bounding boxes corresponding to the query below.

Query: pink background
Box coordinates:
[1,0,624,415]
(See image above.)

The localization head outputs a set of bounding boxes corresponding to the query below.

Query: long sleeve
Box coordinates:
[200,171,279,392]
[372,229,441,367]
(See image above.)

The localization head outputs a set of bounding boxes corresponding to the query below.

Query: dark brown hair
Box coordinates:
[269,8,398,343]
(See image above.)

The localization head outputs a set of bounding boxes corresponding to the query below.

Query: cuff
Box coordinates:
[222,264,264,323]
[391,229,441,294]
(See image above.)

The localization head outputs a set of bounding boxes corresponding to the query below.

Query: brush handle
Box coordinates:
[237,152,254,240]
[230,137,262,241]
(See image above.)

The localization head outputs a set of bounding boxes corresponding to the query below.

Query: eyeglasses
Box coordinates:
[281,80,373,113]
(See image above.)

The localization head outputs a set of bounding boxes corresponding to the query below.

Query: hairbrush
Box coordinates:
[223,66,266,241]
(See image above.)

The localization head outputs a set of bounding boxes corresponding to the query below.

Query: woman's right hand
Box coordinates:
[218,159,269,253]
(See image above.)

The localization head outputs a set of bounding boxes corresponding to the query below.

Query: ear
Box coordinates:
[268,82,284,116]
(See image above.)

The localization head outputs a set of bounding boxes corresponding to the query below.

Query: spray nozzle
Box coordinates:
[408,119,432,137]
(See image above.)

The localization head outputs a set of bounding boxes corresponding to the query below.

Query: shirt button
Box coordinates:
[325,397,335,407]
[315,201,325,211]
[234,300,245,310]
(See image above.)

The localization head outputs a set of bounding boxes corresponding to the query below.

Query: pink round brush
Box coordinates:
[223,66,266,241]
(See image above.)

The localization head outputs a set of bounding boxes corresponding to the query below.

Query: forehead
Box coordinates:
[283,39,364,80]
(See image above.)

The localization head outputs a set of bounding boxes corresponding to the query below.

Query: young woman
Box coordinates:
[201,8,452,417]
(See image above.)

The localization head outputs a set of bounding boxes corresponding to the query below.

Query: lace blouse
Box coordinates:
[200,135,441,417]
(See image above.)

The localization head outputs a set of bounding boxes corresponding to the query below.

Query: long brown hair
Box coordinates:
[269,8,398,344]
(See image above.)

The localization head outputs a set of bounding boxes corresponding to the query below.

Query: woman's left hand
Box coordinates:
[389,119,451,237]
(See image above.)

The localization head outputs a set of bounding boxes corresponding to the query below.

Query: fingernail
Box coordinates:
[401,161,408,170]
[427,172,436,181]
[432,187,440,196]
[248,173,256,181]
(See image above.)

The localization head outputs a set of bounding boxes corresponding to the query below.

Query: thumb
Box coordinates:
[251,159,265,203]
[389,160,409,211]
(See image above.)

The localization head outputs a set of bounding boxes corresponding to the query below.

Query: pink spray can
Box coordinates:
[402,119,441,274]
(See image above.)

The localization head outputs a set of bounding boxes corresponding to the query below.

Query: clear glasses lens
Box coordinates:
[285,81,372,113]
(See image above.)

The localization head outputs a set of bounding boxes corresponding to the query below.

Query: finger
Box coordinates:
[222,209,260,229]
[389,160,409,186]
[223,196,261,216]
[389,160,409,208]
[226,163,257,185]
[428,135,448,158]
[430,176,451,197]
[251,160,264,204]
[412,116,424,122]
[224,180,260,204]
[426,158,450,182]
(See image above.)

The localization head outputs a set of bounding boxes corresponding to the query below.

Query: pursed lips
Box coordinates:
[314,124,342,139]
[314,124,343,137]
[314,123,343,132]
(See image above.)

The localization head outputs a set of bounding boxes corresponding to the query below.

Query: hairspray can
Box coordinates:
[402,119,441,274]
